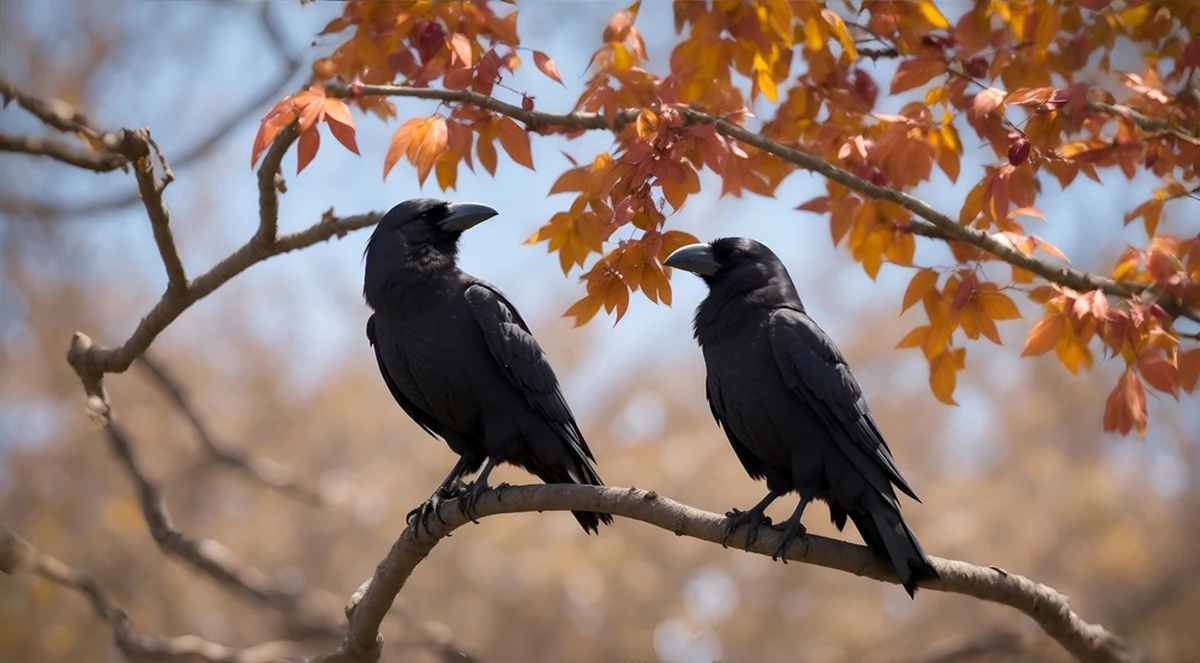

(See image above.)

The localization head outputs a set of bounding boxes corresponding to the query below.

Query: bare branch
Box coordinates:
[322,81,1200,325]
[0,525,307,663]
[0,5,305,221]
[0,130,128,171]
[137,353,325,505]
[312,485,1136,663]
[78,392,345,638]
[124,129,189,292]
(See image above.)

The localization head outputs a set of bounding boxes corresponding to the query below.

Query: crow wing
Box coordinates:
[705,377,770,481]
[366,314,443,439]
[767,306,920,503]
[463,281,597,462]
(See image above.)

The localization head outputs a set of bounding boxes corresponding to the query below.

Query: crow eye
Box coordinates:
[729,248,745,260]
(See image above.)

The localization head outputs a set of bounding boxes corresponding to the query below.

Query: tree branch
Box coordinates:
[0,130,128,171]
[0,4,306,221]
[124,129,189,293]
[324,82,1200,324]
[77,390,345,638]
[312,485,1136,663]
[137,353,325,506]
[0,525,307,663]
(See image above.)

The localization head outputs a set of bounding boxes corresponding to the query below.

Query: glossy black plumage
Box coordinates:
[363,198,612,534]
[665,237,937,596]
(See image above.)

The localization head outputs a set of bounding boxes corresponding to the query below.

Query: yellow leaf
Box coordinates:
[803,17,825,52]
[1021,313,1063,356]
[916,0,950,29]
[821,9,857,61]
[896,325,930,349]
[979,291,1022,320]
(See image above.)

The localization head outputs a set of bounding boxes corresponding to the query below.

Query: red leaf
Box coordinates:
[1137,350,1179,398]
[533,50,564,85]
[297,125,320,174]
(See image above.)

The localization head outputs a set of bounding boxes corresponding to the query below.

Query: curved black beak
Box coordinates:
[440,202,499,232]
[664,243,720,276]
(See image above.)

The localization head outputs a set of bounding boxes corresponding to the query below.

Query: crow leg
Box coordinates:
[771,494,813,563]
[723,490,782,551]
[406,456,472,535]
[459,456,509,524]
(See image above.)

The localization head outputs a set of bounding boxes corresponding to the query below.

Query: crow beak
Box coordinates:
[440,202,499,232]
[664,243,720,276]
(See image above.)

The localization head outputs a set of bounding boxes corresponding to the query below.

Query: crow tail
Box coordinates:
[844,498,938,598]
[532,457,614,535]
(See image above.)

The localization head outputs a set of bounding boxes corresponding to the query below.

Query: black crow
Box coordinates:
[665,237,937,596]
[363,198,613,534]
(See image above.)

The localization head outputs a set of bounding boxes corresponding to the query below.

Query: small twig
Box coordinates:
[137,353,325,505]
[0,131,128,171]
[312,485,1136,663]
[0,525,307,663]
[124,129,189,293]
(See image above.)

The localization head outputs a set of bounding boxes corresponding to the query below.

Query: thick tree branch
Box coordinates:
[312,485,1135,663]
[325,82,1200,324]
[137,354,325,505]
[0,130,128,171]
[0,525,306,663]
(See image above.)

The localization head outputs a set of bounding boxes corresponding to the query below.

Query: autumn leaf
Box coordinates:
[296,125,320,174]
[1021,313,1063,356]
[533,50,564,85]
[1180,348,1200,393]
[497,116,534,170]
[902,269,939,313]
[1103,369,1148,437]
[890,58,945,94]
[929,347,965,405]
[384,117,426,179]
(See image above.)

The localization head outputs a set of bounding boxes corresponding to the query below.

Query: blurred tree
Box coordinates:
[2,2,1199,663]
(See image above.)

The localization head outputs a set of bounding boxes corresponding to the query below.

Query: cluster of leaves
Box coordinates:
[252,0,1200,435]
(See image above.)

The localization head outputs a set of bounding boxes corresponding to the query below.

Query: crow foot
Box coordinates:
[770,519,808,563]
[406,481,463,536]
[722,507,773,551]
[458,480,508,523]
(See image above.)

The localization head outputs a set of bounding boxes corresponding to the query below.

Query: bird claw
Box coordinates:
[457,481,493,524]
[770,521,808,563]
[405,482,465,535]
[722,507,773,551]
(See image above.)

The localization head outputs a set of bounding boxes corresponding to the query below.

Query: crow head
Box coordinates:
[665,237,803,327]
[363,198,498,304]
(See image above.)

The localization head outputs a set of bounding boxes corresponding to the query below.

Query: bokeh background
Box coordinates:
[2,1,1199,662]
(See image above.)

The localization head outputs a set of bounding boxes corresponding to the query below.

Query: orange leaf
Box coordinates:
[296,125,320,174]
[1103,369,1147,437]
[1021,313,1063,356]
[1138,350,1179,398]
[384,118,426,179]
[978,291,1021,321]
[929,348,965,406]
[563,293,603,327]
[890,57,945,95]
[895,325,930,350]
[414,116,448,186]
[449,34,473,66]
[477,120,498,176]
[326,116,360,156]
[497,116,534,170]
[1180,348,1200,393]
[533,50,564,85]
[549,167,591,195]
[902,269,939,313]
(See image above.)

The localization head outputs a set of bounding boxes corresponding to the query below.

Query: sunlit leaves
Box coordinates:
[278,0,1200,435]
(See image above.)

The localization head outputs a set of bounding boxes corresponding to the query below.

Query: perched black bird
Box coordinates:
[363,198,613,534]
[664,237,938,596]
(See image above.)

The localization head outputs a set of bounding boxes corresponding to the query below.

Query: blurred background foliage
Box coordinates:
[1,1,1199,662]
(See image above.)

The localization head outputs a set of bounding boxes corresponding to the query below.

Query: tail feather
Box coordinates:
[848,501,938,598]
[533,458,614,535]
